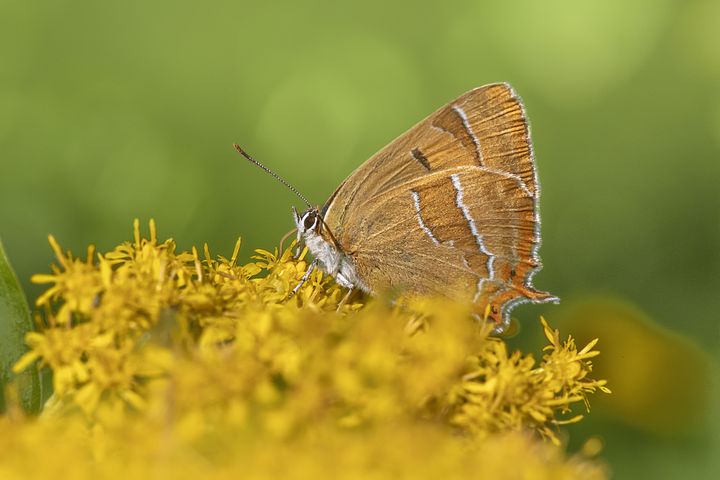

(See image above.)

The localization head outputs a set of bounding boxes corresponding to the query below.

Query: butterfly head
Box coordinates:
[293,206,321,240]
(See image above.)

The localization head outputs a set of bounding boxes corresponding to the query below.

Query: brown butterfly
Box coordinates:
[236,82,558,331]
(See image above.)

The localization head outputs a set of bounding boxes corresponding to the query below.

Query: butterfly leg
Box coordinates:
[289,258,318,298]
[337,287,354,311]
[293,241,305,259]
[278,227,298,257]
[333,270,355,311]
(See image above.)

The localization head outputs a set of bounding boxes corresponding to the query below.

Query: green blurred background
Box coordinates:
[1,0,718,477]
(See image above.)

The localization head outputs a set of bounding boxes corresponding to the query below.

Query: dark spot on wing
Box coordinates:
[411,148,431,170]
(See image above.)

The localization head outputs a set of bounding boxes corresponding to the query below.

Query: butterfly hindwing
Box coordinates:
[337,166,553,325]
[321,83,555,325]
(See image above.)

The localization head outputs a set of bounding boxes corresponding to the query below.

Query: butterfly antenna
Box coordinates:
[233,144,312,208]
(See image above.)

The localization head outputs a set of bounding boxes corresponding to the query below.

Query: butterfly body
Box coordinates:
[294,207,368,292]
[289,83,557,329]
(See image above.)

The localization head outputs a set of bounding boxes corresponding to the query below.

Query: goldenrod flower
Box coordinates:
[5,220,610,479]
[448,317,610,444]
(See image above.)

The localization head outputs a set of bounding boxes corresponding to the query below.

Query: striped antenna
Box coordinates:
[233,144,312,208]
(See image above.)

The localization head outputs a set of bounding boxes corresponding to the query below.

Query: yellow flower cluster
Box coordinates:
[449,318,609,444]
[5,220,610,479]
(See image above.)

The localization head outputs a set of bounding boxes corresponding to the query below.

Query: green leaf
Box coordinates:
[0,238,41,414]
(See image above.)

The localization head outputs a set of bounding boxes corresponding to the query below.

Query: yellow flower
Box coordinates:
[5,220,610,479]
[448,317,610,444]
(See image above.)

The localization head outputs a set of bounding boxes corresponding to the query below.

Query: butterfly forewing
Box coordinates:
[322,83,555,326]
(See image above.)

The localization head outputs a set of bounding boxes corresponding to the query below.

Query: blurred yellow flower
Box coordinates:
[4,220,610,479]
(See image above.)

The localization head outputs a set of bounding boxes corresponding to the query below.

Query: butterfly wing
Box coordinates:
[323,83,556,325]
[323,83,538,228]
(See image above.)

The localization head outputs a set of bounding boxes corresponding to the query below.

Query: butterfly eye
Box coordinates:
[303,214,316,231]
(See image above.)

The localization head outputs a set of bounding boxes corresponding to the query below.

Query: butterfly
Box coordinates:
[236,82,558,331]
